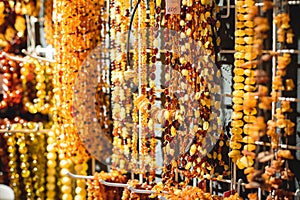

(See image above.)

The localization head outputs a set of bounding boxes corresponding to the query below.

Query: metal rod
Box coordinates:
[128,186,156,194]
[1,52,27,62]
[271,0,277,119]
[233,163,237,190]
[22,49,56,63]
[0,129,51,134]
[209,177,247,186]
[258,187,262,200]
[220,49,300,54]
[295,189,300,198]
[92,158,96,174]
[66,171,93,180]
[66,171,169,194]
[255,141,300,151]
[193,178,197,187]
[209,179,213,194]
[222,93,300,102]
[100,180,128,187]
[219,0,300,9]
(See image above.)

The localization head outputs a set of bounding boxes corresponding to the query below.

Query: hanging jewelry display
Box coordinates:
[52,0,107,197]
[44,0,54,46]
[4,130,22,199]
[0,130,9,184]
[87,171,127,199]
[20,58,53,115]
[0,0,40,52]
[0,53,23,109]
[110,0,132,171]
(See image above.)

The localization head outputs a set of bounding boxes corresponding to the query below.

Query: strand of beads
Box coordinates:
[229,0,255,170]
[0,130,9,184]
[138,0,152,175]
[0,53,23,109]
[58,150,73,200]
[110,0,132,172]
[264,3,295,197]
[72,156,88,200]
[21,58,53,115]
[242,2,272,192]
[147,45,158,181]
[235,0,259,172]
[43,0,54,45]
[53,0,106,197]
[4,130,22,199]
[128,0,141,174]
[15,124,34,199]
[25,123,46,200]
[53,0,103,147]
[46,130,58,200]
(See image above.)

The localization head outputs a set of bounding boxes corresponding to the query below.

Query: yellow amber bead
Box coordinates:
[233,90,244,97]
[243,115,257,123]
[233,83,245,90]
[232,97,243,104]
[233,104,244,111]
[233,68,244,75]
[231,120,244,127]
[232,111,243,120]
[232,127,243,135]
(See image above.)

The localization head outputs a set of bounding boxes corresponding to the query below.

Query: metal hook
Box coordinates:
[237,179,243,196]
[221,0,231,18]
[128,186,156,194]
[99,180,128,188]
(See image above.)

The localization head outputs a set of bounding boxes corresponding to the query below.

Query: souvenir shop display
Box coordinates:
[0,0,299,199]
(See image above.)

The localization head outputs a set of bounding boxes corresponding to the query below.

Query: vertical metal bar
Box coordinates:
[137,0,143,184]
[233,163,237,190]
[193,178,197,186]
[210,179,213,194]
[271,0,277,118]
[92,158,96,174]
[258,187,262,200]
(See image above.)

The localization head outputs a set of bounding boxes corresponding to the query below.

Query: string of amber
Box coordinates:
[0,54,23,109]
[53,0,105,197]
[158,0,222,185]
[43,0,54,45]
[26,123,46,199]
[21,58,53,115]
[110,0,131,171]
[4,132,22,199]
[58,150,73,200]
[46,130,58,200]
[16,126,34,199]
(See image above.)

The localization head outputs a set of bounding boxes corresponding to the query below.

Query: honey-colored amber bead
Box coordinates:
[232,127,243,135]
[243,115,256,123]
[233,75,245,83]
[233,68,245,75]
[231,120,244,127]
[233,83,245,90]
[232,111,243,120]
[229,141,242,149]
[233,104,244,111]
[244,77,256,85]
[232,97,243,104]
